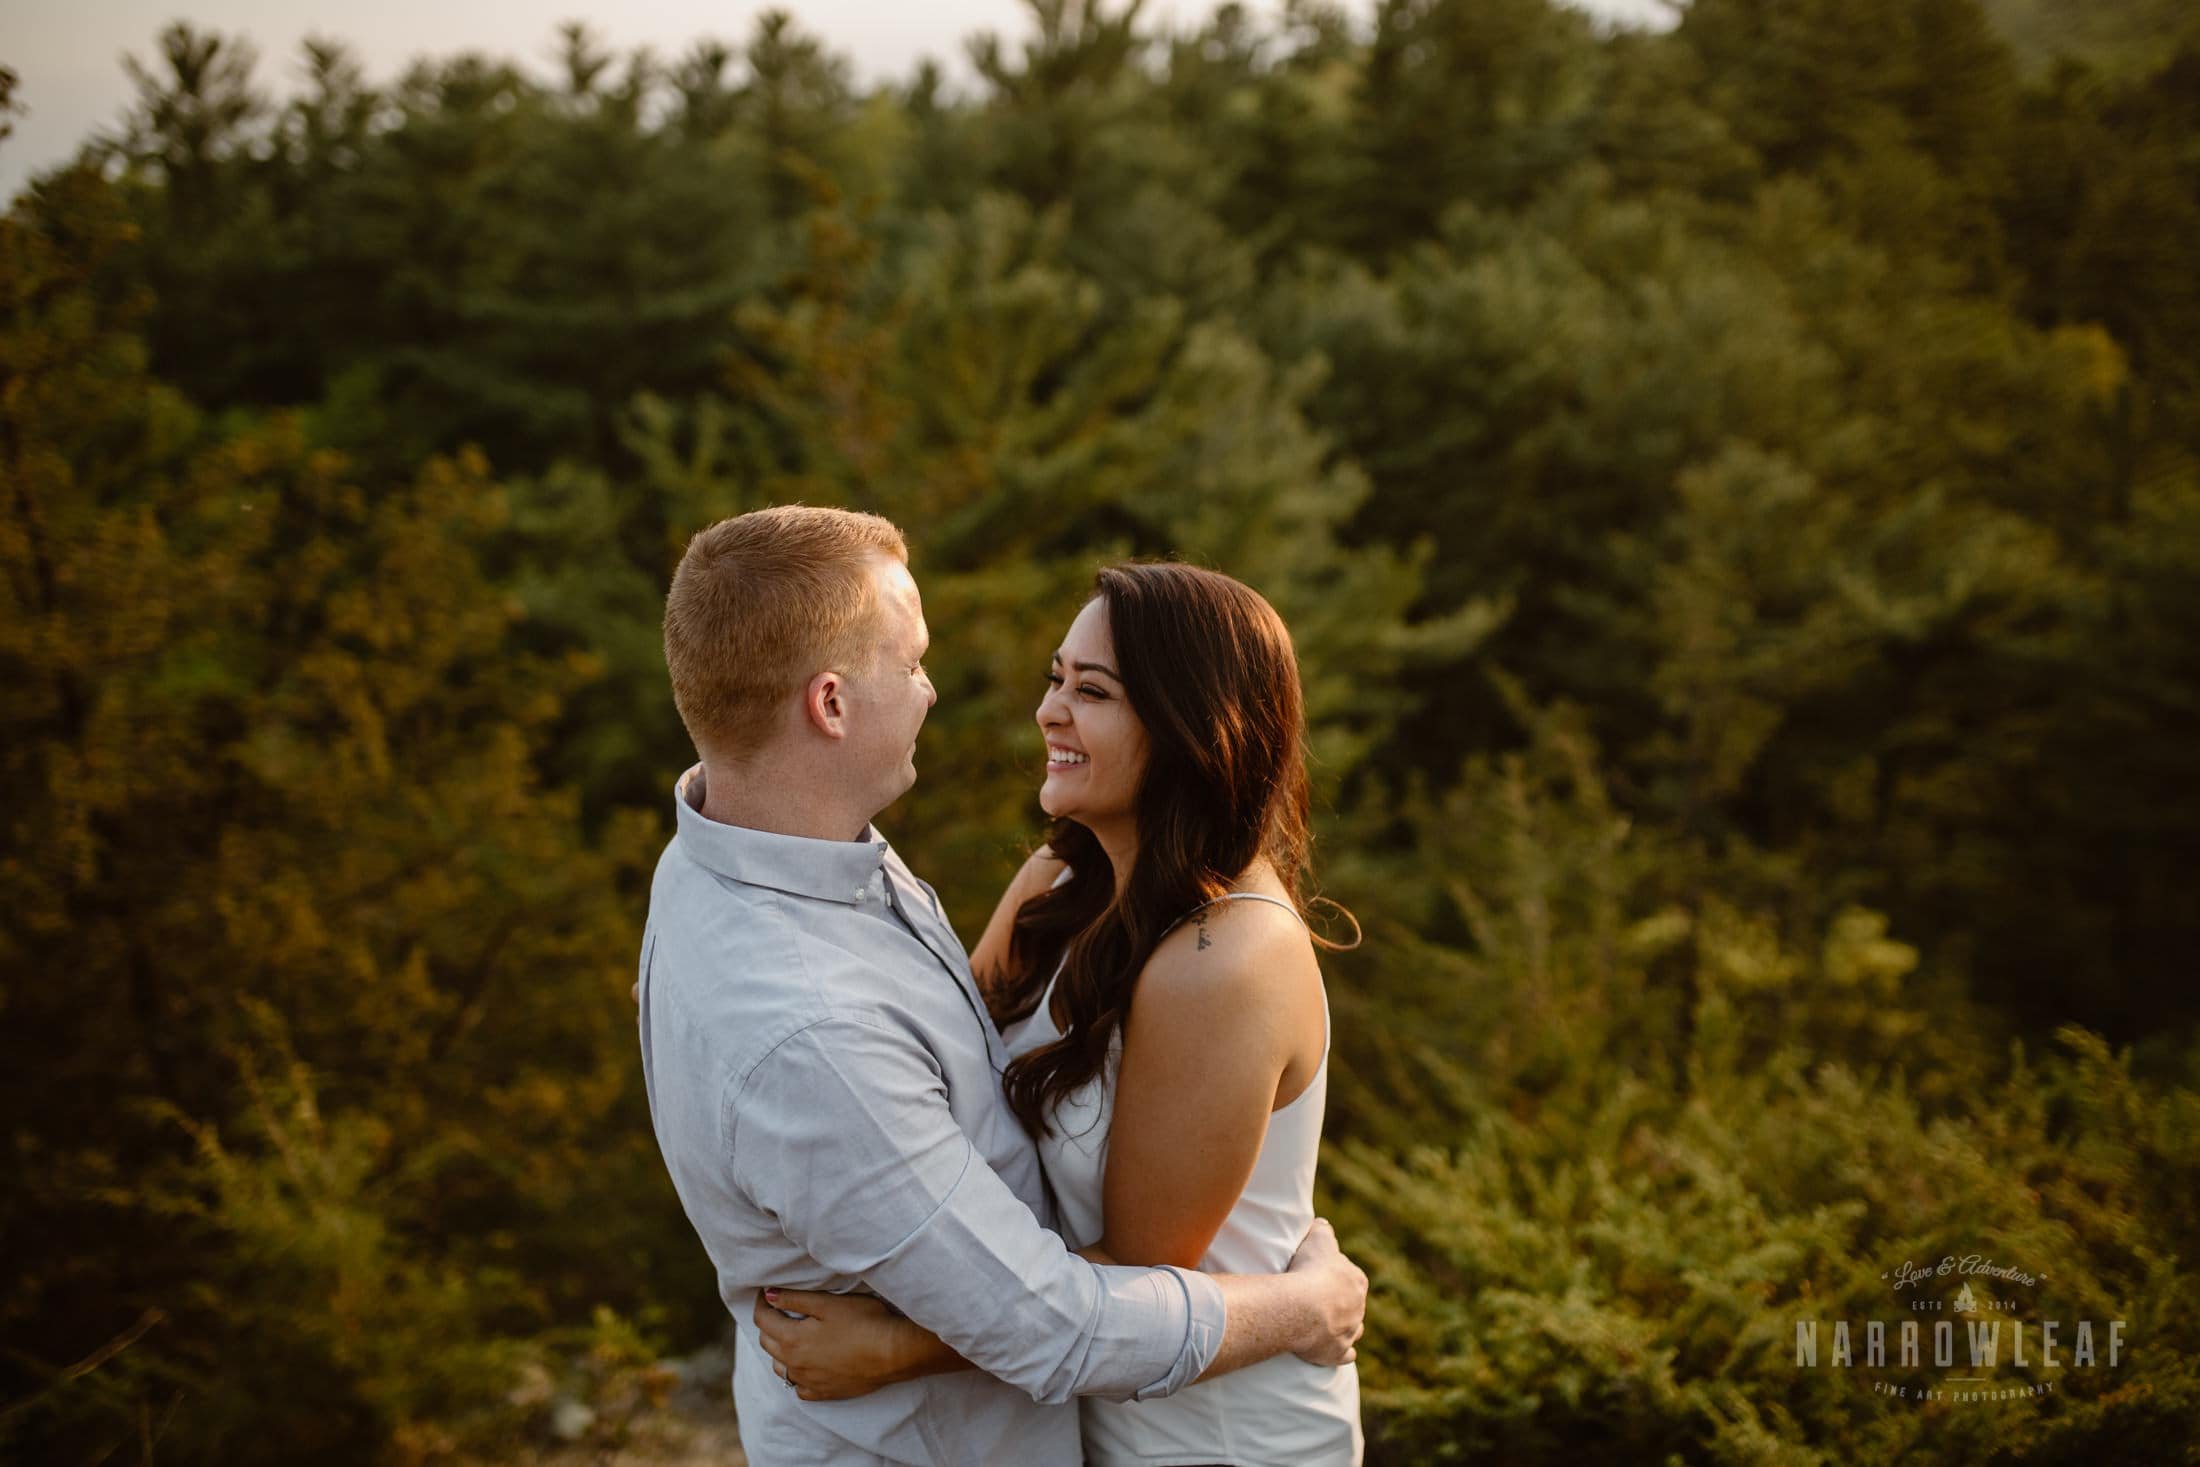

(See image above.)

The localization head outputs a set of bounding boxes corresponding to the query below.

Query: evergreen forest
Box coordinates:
[5,0,2200,1461]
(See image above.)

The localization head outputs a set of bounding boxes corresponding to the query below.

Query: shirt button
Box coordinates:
[854,887,866,902]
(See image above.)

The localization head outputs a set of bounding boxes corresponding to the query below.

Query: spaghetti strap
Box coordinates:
[1160,890,1306,939]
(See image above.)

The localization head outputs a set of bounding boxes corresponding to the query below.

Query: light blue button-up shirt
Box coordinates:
[638,767,1226,1465]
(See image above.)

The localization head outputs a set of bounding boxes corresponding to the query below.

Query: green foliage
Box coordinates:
[1321,698,2200,1463]
[1983,0,2200,79]
[1,166,690,1463]
[6,1,2199,1460]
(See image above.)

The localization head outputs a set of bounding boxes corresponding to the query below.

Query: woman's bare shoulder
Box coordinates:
[1139,890,1317,1012]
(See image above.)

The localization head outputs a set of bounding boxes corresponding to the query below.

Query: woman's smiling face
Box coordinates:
[1035,597,1148,831]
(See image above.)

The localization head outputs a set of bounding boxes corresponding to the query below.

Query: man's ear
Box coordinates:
[802,669,848,740]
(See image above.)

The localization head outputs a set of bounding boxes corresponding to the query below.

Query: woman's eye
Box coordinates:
[1046,671,1064,687]
[1079,685,1108,700]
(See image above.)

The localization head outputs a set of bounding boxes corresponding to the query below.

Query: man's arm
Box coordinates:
[756,1221,1363,1400]
[1197,1221,1364,1379]
[1078,1229,1365,1379]
[729,1015,1360,1404]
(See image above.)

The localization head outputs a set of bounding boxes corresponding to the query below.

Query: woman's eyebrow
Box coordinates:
[1049,649,1121,681]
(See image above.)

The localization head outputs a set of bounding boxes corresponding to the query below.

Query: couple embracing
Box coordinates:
[638,505,1368,1466]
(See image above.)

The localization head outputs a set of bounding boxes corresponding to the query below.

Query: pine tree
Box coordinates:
[1,166,682,1463]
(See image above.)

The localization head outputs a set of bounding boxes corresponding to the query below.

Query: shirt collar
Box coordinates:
[673,764,891,906]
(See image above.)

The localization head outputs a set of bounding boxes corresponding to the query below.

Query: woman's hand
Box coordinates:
[751,1288,959,1401]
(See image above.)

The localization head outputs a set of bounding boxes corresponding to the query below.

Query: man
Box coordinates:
[638,506,1367,1465]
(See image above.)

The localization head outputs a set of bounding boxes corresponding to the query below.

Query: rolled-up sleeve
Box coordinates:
[727,1016,1225,1404]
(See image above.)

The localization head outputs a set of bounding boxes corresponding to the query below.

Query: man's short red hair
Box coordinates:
[664,505,908,758]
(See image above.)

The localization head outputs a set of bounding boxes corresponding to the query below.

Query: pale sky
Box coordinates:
[1,0,1674,200]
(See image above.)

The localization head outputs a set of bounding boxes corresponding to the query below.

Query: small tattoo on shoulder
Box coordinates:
[1197,914,1212,951]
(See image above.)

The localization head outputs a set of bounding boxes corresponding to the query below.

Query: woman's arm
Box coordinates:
[1099,899,1322,1274]
[969,844,1065,1004]
[753,1243,1114,1399]
[751,1290,967,1400]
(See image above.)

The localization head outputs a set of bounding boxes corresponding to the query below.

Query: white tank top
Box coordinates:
[999,890,1363,1466]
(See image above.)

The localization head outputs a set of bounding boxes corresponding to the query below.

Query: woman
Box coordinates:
[760,562,1363,1465]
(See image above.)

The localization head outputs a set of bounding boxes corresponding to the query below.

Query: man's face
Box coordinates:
[839,556,936,813]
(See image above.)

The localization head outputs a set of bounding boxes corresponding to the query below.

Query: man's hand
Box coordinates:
[1286,1217,1367,1366]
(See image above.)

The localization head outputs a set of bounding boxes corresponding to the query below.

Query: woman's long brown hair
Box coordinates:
[994,561,1351,1140]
